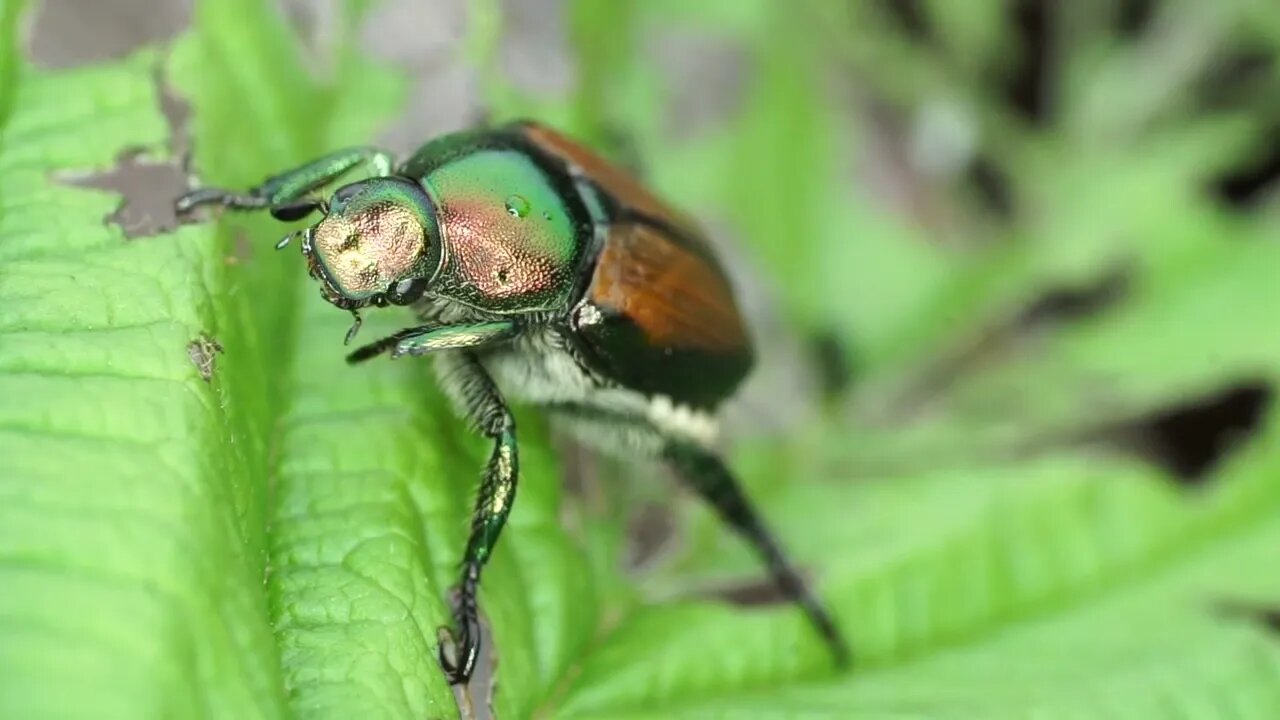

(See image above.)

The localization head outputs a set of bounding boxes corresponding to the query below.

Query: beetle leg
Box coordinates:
[434,352,519,685]
[175,146,395,219]
[345,320,518,364]
[663,441,851,668]
[549,403,851,668]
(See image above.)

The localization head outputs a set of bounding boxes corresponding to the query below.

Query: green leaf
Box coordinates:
[551,421,1280,718]
[0,46,286,718]
[1,0,624,716]
[5,1,1280,719]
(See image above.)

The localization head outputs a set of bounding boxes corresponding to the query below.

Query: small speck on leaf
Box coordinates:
[187,334,224,382]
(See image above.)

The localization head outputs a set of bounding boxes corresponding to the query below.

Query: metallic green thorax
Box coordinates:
[418,143,591,313]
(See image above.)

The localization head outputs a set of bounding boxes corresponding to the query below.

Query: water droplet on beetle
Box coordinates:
[541,210,552,221]
[505,194,530,218]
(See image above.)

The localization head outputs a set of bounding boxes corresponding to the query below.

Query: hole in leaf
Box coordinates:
[57,63,194,239]
[61,147,189,239]
[1105,382,1272,483]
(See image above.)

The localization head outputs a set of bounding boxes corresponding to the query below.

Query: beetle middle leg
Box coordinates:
[434,351,520,685]
[346,320,518,364]
[175,146,395,220]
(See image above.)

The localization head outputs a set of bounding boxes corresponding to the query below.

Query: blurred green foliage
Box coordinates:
[1,0,1280,718]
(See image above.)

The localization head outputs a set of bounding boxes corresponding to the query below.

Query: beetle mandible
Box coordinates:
[176,121,849,684]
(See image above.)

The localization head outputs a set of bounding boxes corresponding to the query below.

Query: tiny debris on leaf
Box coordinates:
[187,333,224,382]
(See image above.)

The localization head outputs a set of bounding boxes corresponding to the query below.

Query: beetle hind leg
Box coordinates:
[551,405,851,668]
[663,440,851,668]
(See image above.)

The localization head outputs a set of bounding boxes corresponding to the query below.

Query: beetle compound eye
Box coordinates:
[387,278,427,305]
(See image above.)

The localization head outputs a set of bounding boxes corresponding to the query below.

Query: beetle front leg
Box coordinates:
[345,320,518,364]
[175,146,395,220]
[434,352,520,685]
[663,441,852,668]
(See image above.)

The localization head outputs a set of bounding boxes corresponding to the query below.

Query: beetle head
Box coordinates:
[300,177,441,316]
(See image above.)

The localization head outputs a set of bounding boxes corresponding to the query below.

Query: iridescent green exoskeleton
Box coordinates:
[176,121,849,685]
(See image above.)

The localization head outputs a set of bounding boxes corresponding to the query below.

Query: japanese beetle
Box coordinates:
[176,121,849,684]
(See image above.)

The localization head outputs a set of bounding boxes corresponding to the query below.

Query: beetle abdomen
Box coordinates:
[571,222,753,410]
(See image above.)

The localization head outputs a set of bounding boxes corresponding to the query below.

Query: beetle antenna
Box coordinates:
[344,310,363,345]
